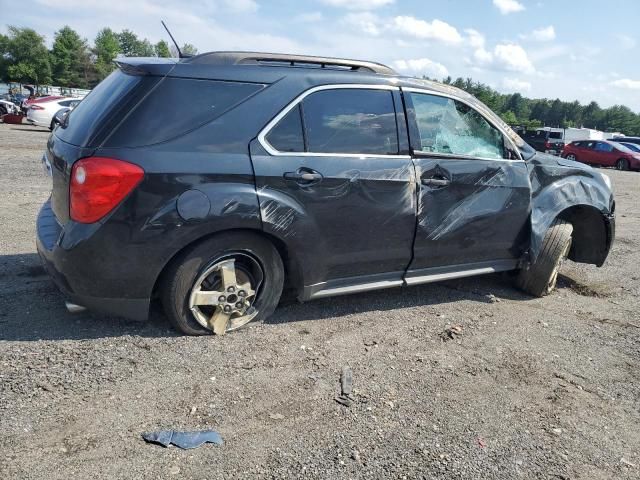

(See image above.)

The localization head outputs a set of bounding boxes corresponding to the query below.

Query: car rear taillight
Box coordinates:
[544,141,552,149]
[30,105,45,110]
[70,157,144,223]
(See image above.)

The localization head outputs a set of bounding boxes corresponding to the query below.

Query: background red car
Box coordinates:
[562,140,640,171]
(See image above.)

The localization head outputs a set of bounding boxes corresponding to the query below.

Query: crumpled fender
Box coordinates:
[527,153,614,263]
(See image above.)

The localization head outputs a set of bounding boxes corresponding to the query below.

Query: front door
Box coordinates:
[250,85,417,297]
[402,89,531,280]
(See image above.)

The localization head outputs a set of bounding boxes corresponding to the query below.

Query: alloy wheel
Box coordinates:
[188,254,263,335]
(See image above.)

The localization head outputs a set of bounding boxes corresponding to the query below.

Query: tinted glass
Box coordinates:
[573,141,583,147]
[56,70,145,147]
[302,89,399,155]
[594,142,613,152]
[621,142,640,152]
[548,131,562,139]
[266,105,305,152]
[410,93,505,159]
[105,78,264,147]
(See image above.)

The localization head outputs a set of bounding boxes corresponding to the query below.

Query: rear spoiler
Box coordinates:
[113,57,178,76]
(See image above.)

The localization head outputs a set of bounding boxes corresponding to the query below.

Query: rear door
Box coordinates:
[402,89,531,280]
[250,85,417,297]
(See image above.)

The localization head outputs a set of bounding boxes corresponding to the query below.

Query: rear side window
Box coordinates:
[105,78,264,147]
[266,105,305,152]
[56,70,146,147]
[302,89,399,155]
[548,132,562,139]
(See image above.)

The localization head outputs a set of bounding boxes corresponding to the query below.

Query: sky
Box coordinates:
[1,0,639,112]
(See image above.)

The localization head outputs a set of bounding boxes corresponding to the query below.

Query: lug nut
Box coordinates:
[238,290,246,297]
[218,295,226,302]
[235,302,244,309]
[227,286,236,293]
[223,305,232,313]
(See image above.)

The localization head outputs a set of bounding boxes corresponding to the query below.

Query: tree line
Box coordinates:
[0,25,197,89]
[1,24,638,136]
[439,76,640,137]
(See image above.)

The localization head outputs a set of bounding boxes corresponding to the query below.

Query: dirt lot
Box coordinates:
[0,122,639,479]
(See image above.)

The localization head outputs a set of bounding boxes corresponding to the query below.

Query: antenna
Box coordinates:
[161,20,185,58]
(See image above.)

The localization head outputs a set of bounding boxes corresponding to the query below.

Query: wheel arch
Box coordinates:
[151,227,304,302]
[557,204,610,266]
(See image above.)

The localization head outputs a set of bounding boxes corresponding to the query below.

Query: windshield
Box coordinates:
[612,142,636,153]
[620,142,640,152]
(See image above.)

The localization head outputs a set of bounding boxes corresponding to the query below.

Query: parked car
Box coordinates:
[36,52,615,336]
[619,142,640,153]
[27,98,81,129]
[611,136,640,146]
[522,128,564,155]
[0,98,19,116]
[562,140,640,171]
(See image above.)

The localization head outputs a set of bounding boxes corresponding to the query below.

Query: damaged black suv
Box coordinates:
[36,52,615,335]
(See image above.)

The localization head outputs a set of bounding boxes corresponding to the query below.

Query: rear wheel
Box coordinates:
[161,232,284,335]
[616,158,629,171]
[516,219,573,297]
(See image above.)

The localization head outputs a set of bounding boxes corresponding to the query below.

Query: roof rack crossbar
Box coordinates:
[184,51,396,75]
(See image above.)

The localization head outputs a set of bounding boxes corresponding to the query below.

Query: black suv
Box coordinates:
[37,52,616,335]
[522,129,565,155]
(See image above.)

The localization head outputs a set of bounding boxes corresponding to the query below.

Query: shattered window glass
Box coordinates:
[410,93,505,160]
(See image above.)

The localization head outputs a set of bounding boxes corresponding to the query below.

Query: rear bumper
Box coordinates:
[36,199,150,321]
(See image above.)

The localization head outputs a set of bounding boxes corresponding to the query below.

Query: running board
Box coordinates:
[305,260,518,300]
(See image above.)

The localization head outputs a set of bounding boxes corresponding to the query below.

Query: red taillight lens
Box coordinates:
[30,105,45,110]
[70,157,144,223]
[544,141,552,149]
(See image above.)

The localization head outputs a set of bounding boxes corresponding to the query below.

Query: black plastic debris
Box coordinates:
[142,430,223,449]
[335,366,354,407]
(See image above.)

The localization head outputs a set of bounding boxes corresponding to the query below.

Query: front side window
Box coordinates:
[594,142,613,152]
[409,92,505,160]
[301,89,399,155]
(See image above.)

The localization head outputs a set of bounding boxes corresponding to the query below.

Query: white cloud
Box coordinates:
[493,0,525,14]
[502,77,532,93]
[615,34,637,50]
[521,25,556,42]
[471,43,535,74]
[343,12,381,36]
[295,12,324,23]
[321,0,393,9]
[465,28,485,49]
[611,79,640,90]
[393,58,449,78]
[393,16,462,45]
[221,0,258,13]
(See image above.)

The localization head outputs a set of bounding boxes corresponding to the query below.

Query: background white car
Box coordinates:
[27,98,81,129]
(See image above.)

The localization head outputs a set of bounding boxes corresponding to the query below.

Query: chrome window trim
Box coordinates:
[402,87,525,162]
[257,83,410,159]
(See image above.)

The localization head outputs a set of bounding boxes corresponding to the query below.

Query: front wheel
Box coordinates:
[616,159,629,171]
[565,153,577,162]
[161,232,284,335]
[516,219,573,297]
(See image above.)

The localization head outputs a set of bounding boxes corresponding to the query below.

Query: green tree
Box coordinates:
[501,110,518,125]
[3,26,51,85]
[155,40,171,58]
[181,43,198,56]
[117,30,155,57]
[50,26,92,88]
[93,28,120,80]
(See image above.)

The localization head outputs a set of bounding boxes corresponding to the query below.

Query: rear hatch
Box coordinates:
[48,61,172,223]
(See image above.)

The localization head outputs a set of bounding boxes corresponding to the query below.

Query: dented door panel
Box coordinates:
[409,157,531,271]
[249,140,417,288]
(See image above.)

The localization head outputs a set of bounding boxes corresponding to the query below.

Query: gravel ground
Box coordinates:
[0,122,639,479]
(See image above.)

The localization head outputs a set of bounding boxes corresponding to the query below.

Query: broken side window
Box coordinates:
[410,92,506,160]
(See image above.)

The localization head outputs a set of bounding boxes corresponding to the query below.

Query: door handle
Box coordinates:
[422,176,450,187]
[283,169,323,184]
